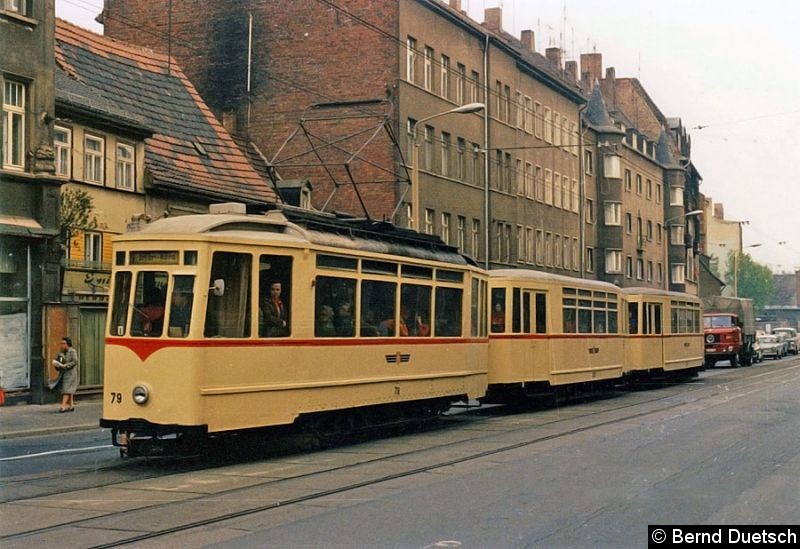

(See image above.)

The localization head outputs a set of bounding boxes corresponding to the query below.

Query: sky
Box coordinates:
[55,0,800,273]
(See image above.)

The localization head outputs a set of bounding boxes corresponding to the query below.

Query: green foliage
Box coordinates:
[59,188,98,245]
[726,251,775,309]
[707,254,721,279]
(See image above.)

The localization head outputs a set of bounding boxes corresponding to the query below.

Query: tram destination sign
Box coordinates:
[130,251,180,265]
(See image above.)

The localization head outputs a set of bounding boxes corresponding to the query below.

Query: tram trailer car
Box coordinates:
[101,209,489,456]
[621,288,704,379]
[484,270,625,402]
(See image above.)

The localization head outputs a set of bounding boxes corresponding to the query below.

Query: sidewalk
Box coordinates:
[0,396,103,439]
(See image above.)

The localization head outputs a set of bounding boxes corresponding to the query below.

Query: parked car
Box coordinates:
[775,333,790,357]
[772,327,799,355]
[757,335,784,360]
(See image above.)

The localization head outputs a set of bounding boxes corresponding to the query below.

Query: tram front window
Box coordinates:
[131,271,168,337]
[110,272,132,336]
[168,275,195,338]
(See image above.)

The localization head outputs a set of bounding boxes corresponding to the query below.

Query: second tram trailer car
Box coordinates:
[485,270,625,402]
[622,288,704,379]
[101,208,489,456]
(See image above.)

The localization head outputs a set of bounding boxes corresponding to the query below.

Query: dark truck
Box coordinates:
[702,296,756,367]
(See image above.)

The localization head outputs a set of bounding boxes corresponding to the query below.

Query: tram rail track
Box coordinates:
[3,359,798,547]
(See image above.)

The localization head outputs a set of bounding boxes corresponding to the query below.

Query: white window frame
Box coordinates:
[571,179,579,213]
[4,0,27,15]
[423,46,433,91]
[406,37,417,83]
[604,202,621,226]
[671,264,686,284]
[636,258,644,280]
[116,142,135,190]
[535,165,544,202]
[544,107,552,144]
[554,234,562,268]
[572,238,579,272]
[441,212,450,244]
[457,216,466,252]
[526,227,534,265]
[456,137,466,180]
[544,169,553,205]
[670,224,685,246]
[553,172,562,209]
[471,218,480,257]
[440,131,450,176]
[585,198,595,224]
[54,125,71,177]
[534,102,543,139]
[84,231,103,264]
[456,63,465,105]
[424,208,434,235]
[536,229,544,265]
[424,125,433,171]
[524,162,533,198]
[470,71,479,103]
[515,90,524,128]
[517,224,525,263]
[584,149,593,175]
[605,249,622,274]
[84,134,105,183]
[626,256,634,278]
[670,185,684,206]
[3,80,25,169]
[586,246,595,272]
[440,54,450,99]
[524,96,533,133]
[515,158,523,195]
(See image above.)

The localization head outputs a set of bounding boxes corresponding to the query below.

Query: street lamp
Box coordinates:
[410,103,485,230]
[664,209,703,288]
[734,243,762,297]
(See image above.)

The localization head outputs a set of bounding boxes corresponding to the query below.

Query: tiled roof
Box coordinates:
[54,19,276,206]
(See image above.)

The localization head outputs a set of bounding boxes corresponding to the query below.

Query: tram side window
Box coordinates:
[562,298,577,333]
[578,300,592,333]
[401,284,432,337]
[512,288,522,333]
[131,271,168,337]
[472,279,488,337]
[671,308,679,333]
[629,303,639,334]
[593,301,607,334]
[644,303,662,335]
[205,252,251,338]
[435,287,463,336]
[167,275,194,338]
[491,288,506,333]
[110,272,132,336]
[471,279,479,337]
[361,280,396,336]
[607,302,618,334]
[258,255,292,337]
[535,293,547,334]
[315,276,356,337]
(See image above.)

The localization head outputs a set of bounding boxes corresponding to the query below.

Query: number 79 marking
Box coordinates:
[110,392,122,404]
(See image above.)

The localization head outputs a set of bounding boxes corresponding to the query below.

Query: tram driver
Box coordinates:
[261,281,289,337]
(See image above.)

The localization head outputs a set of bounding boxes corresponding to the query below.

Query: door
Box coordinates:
[79,308,106,386]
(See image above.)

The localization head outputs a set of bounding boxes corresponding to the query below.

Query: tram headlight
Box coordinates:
[132,385,150,405]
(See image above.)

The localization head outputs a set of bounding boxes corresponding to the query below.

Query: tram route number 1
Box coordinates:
[109,392,123,404]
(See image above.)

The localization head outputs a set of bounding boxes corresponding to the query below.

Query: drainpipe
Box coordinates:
[578,103,587,278]
[483,32,490,270]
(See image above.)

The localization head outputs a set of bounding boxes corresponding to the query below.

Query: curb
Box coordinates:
[0,423,101,440]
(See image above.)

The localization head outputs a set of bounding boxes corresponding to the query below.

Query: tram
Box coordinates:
[101,207,489,456]
[622,288,704,378]
[485,270,624,402]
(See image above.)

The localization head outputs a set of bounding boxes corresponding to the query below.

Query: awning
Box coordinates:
[0,215,59,238]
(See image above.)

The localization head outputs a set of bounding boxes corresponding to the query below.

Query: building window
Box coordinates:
[586,246,595,272]
[553,172,562,208]
[2,80,25,169]
[456,63,465,105]
[671,264,686,284]
[524,96,533,133]
[646,178,653,200]
[440,55,450,99]
[504,152,512,193]
[471,142,481,185]
[670,185,684,206]
[657,262,663,283]
[504,85,512,124]
[544,169,553,205]
[624,169,632,191]
[526,227,534,264]
[544,107,552,143]
[424,208,434,235]
[406,118,416,164]
[471,218,480,257]
[517,224,525,263]
[424,126,433,171]
[571,179,579,213]
[441,212,451,245]
[84,135,104,183]
[515,158,523,195]
[636,174,642,195]
[657,223,663,243]
[515,90,524,128]
[670,224,685,246]
[423,46,433,91]
[470,70,479,103]
[554,234,562,267]
[647,220,653,241]
[503,224,511,263]
[54,125,71,177]
[626,256,634,278]
[456,138,466,180]
[545,232,553,266]
[84,231,103,264]
[625,213,632,234]
[456,216,466,252]
[524,162,533,198]
[636,258,644,280]
[406,37,417,83]
[536,230,544,264]
[4,0,28,15]
[405,203,414,229]
[534,102,543,138]
[605,250,622,274]
[535,165,544,202]
[656,182,662,204]
[441,132,450,176]
[647,261,653,281]
[116,142,135,190]
[604,202,621,226]
[584,149,593,175]
[553,111,560,146]
[585,198,595,224]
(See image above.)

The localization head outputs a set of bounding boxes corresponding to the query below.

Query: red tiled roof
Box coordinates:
[54,19,276,205]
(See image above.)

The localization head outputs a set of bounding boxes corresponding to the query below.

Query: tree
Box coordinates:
[59,188,98,257]
[707,254,721,280]
[726,251,775,309]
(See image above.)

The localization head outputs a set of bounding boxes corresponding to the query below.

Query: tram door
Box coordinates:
[643,302,664,368]
[513,288,548,381]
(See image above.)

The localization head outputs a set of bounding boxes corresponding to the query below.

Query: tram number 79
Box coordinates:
[109,392,122,404]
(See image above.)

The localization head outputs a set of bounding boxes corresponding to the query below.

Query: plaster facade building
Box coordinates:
[702,197,742,297]
[1,0,61,400]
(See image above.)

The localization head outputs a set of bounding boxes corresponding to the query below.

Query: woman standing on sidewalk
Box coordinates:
[55,337,79,413]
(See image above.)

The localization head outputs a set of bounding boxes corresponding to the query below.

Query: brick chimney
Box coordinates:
[565,60,578,81]
[450,0,461,11]
[714,203,724,219]
[521,30,535,52]
[484,7,502,33]
[580,52,602,85]
[546,47,562,69]
[605,67,615,81]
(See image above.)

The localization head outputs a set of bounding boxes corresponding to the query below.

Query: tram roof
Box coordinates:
[621,287,701,301]
[120,209,474,267]
[489,269,622,292]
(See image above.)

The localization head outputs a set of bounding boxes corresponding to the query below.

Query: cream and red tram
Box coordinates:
[622,288,704,377]
[485,269,624,401]
[101,209,488,455]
